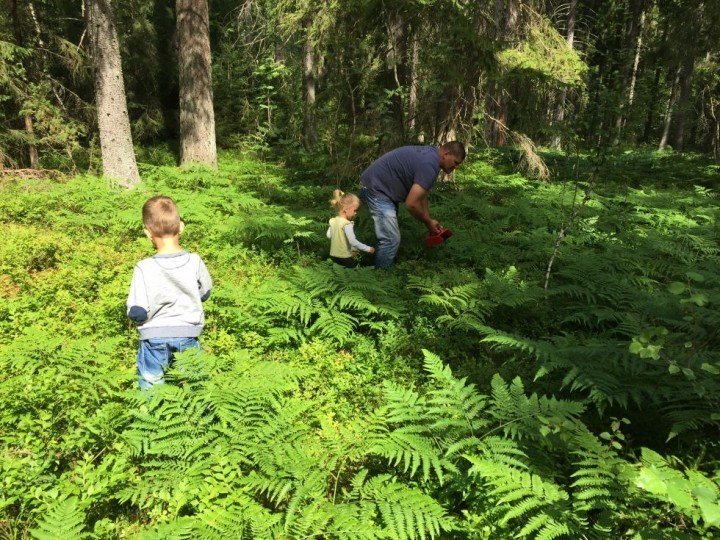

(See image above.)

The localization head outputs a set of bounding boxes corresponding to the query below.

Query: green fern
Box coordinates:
[464,456,575,539]
[30,497,87,540]
[488,374,585,441]
[569,427,628,525]
[359,474,456,539]
[244,263,402,345]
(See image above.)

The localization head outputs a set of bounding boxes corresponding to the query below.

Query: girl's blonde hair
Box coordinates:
[330,189,360,211]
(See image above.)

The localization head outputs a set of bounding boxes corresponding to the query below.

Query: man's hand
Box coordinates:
[427,220,440,234]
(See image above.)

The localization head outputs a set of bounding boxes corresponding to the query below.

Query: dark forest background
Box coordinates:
[2,0,720,172]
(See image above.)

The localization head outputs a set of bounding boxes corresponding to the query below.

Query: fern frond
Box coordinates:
[489,374,585,441]
[569,428,628,514]
[423,350,490,438]
[360,474,456,539]
[30,497,87,540]
[135,517,197,540]
[308,310,359,342]
[465,456,573,537]
[481,330,554,361]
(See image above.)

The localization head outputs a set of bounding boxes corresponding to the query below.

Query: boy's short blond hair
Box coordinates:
[142,196,182,236]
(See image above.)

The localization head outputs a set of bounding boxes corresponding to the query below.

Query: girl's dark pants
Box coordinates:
[330,256,357,268]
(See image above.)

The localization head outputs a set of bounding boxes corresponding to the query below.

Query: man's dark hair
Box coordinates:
[441,141,466,160]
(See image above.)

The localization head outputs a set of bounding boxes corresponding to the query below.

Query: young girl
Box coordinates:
[327,189,375,268]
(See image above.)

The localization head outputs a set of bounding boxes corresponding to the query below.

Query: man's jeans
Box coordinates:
[359,187,400,268]
[136,337,200,389]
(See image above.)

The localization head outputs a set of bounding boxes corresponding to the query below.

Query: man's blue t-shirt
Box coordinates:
[360,146,440,203]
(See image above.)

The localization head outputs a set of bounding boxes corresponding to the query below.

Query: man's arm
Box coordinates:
[405,184,439,233]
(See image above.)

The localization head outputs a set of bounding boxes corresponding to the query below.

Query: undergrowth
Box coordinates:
[1,149,719,539]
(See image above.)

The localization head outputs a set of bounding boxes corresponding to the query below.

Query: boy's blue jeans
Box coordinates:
[359,187,400,268]
[136,337,200,389]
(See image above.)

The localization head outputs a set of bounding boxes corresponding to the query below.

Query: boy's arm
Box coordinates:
[127,265,150,323]
[198,258,213,302]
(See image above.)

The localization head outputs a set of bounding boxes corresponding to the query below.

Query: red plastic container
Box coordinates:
[424,227,454,247]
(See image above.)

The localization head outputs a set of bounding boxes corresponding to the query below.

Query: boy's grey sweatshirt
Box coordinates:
[126,251,212,340]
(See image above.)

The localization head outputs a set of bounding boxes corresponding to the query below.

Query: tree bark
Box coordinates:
[484,0,518,147]
[383,9,406,145]
[549,0,577,150]
[177,0,217,168]
[84,0,140,187]
[642,15,668,144]
[626,10,645,108]
[24,115,39,169]
[668,49,696,151]
[407,34,419,136]
[659,65,680,151]
[613,0,646,144]
[10,0,39,168]
[302,17,317,149]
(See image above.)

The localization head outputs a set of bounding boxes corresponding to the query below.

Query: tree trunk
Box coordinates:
[659,65,680,151]
[663,2,701,152]
[302,18,317,149]
[435,86,457,143]
[383,9,406,144]
[612,0,646,144]
[484,0,518,147]
[668,49,696,151]
[626,10,645,108]
[24,115,39,169]
[84,0,140,187]
[407,34,419,137]
[177,0,217,168]
[549,0,577,150]
[643,66,664,145]
[638,14,669,143]
[10,0,39,168]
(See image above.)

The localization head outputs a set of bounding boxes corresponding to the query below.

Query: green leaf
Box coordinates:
[668,282,686,295]
[700,363,720,375]
[685,271,705,282]
[680,293,708,306]
[667,485,694,510]
[698,497,720,526]
[635,468,667,495]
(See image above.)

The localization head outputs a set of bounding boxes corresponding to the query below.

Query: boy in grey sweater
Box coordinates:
[127,196,213,389]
